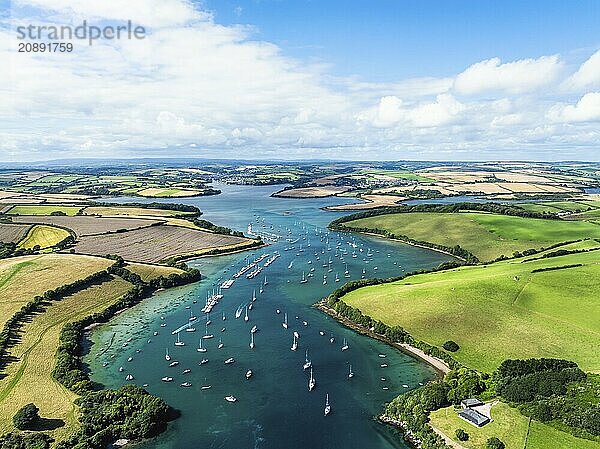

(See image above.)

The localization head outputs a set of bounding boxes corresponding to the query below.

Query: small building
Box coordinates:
[458,408,490,427]
[460,398,483,409]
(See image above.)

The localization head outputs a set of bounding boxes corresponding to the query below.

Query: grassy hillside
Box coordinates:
[0,255,113,329]
[430,402,600,449]
[0,277,132,441]
[343,247,600,372]
[17,224,70,249]
[343,211,600,261]
[126,262,184,282]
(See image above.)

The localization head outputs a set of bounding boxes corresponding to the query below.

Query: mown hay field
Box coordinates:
[0,254,113,329]
[11,215,163,237]
[72,225,251,263]
[6,205,83,216]
[0,223,30,243]
[0,276,132,441]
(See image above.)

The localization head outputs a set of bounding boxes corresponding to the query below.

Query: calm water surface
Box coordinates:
[87,184,452,449]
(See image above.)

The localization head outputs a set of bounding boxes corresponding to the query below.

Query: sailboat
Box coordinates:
[308,367,316,391]
[244,306,249,322]
[222,311,226,321]
[218,337,224,349]
[197,338,207,352]
[344,263,350,278]
[282,313,288,329]
[186,323,196,332]
[189,310,197,321]
[291,333,298,351]
[251,325,258,333]
[329,333,335,344]
[323,275,327,285]
[324,394,331,416]
[341,338,349,351]
[361,268,366,278]
[303,349,312,370]
[235,305,243,319]
[165,349,171,361]
[125,374,134,381]
[174,332,185,346]
[250,332,255,349]
[206,313,212,326]
[246,369,253,379]
[203,323,214,339]
[300,271,308,284]
[348,365,354,379]
[263,275,268,286]
[252,289,256,302]
[335,273,340,282]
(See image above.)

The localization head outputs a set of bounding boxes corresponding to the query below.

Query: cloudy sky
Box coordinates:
[1,0,599,161]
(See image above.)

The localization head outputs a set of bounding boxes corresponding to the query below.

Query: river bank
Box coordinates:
[315,300,450,375]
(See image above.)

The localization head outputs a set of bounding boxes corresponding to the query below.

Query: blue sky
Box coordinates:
[203,0,600,81]
[1,0,600,161]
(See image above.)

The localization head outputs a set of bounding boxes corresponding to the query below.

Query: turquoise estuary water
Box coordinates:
[86,184,451,449]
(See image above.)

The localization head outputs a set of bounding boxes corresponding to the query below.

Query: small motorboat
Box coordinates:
[245,369,253,379]
[180,382,192,387]
[169,361,180,367]
[200,359,209,365]
[161,376,173,382]
[225,395,237,403]
[224,357,235,364]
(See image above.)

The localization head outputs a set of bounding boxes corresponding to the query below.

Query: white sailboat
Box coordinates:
[282,313,288,329]
[222,311,226,321]
[303,349,312,370]
[348,365,354,379]
[291,333,298,351]
[218,337,224,349]
[308,367,316,391]
[246,369,253,379]
[197,338,207,352]
[250,332,255,349]
[244,306,249,322]
[330,333,335,344]
[203,323,214,339]
[251,325,258,333]
[335,273,340,282]
[300,271,308,283]
[264,275,268,285]
[324,394,331,416]
[174,332,185,346]
[165,349,171,361]
[252,289,256,302]
[235,305,243,319]
[341,338,349,351]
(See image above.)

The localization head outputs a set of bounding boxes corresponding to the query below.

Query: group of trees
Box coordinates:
[0,241,37,260]
[494,358,598,437]
[55,385,176,449]
[192,218,245,237]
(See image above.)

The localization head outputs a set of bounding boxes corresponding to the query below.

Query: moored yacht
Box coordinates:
[324,394,331,416]
[308,367,316,391]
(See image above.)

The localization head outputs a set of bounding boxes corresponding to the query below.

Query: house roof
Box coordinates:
[461,398,483,407]
[458,408,490,427]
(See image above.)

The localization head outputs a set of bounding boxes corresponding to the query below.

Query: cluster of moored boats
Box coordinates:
[109,217,410,414]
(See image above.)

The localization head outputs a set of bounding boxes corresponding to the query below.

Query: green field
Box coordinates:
[126,262,183,282]
[0,255,113,329]
[518,200,600,214]
[343,248,600,373]
[0,276,132,441]
[430,402,600,449]
[359,169,435,183]
[17,224,70,249]
[7,205,83,216]
[343,212,600,261]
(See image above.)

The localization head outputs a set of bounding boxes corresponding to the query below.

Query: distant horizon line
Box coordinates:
[1,157,599,167]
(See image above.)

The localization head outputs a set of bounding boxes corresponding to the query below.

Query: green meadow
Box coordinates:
[343,211,600,261]
[343,247,600,373]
